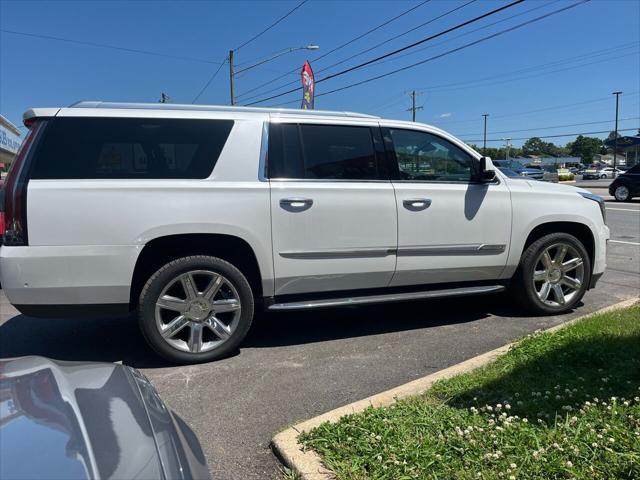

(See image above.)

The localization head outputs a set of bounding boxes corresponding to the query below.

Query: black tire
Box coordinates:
[600,174,607,179]
[613,184,631,202]
[511,233,591,315]
[139,255,254,364]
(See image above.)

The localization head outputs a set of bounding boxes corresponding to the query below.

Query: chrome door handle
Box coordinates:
[403,198,432,211]
[280,198,313,212]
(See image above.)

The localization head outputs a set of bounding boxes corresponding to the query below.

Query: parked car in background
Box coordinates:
[492,160,544,180]
[582,167,603,180]
[0,102,609,364]
[596,167,624,179]
[609,164,640,201]
[0,356,210,479]
[495,167,526,179]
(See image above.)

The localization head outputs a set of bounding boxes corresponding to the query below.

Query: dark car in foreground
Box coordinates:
[609,164,640,201]
[0,356,210,480]
[492,160,544,180]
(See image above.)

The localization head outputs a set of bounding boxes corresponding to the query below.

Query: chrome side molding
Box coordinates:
[279,247,395,259]
[267,285,505,311]
[397,244,506,256]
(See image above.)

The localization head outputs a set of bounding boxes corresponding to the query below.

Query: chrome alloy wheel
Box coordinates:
[533,243,585,307]
[614,185,630,201]
[154,270,242,353]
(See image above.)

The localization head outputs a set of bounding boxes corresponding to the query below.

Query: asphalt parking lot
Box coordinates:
[0,186,638,480]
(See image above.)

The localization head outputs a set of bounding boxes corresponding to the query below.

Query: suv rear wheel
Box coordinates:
[511,233,591,315]
[139,256,254,364]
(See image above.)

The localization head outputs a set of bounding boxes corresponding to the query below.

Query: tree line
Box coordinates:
[469,131,629,163]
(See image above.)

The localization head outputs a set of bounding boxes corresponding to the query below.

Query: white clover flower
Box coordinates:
[375,435,381,441]
[592,442,598,447]
[510,463,517,469]
[505,404,511,410]
[522,418,528,423]
[377,455,383,461]
[566,461,573,467]
[608,437,615,443]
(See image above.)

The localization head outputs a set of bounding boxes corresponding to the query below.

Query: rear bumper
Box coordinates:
[0,244,139,306]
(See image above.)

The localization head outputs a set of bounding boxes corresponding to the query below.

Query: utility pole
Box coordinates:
[612,91,622,176]
[229,50,235,106]
[407,90,423,122]
[482,114,489,155]
[503,138,512,160]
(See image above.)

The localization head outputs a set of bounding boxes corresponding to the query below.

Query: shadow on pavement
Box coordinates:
[0,293,581,368]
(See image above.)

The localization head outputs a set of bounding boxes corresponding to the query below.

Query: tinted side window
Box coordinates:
[389,129,475,182]
[300,125,378,180]
[30,117,233,179]
[268,123,304,179]
[268,123,380,180]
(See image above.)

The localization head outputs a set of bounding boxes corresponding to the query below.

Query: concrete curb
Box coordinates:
[272,298,639,480]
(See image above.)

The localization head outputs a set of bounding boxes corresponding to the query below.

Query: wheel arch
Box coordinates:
[129,233,264,309]
[522,221,595,270]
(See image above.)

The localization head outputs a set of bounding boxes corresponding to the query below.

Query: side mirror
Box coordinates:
[478,156,496,182]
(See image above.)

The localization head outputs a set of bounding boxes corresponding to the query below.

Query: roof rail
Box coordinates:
[68,101,380,119]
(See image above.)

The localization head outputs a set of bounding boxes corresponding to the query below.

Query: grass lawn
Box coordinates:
[302,305,640,479]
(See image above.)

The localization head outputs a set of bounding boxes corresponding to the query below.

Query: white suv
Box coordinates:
[0,102,609,363]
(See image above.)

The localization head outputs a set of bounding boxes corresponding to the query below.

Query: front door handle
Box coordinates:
[280,198,314,212]
[403,198,432,211]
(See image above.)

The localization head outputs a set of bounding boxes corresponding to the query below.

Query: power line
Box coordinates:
[416,42,637,92]
[192,57,227,103]
[422,50,639,94]
[438,92,640,126]
[191,0,309,103]
[246,0,527,105]
[457,117,640,137]
[0,28,223,65]
[463,127,638,143]
[238,0,477,102]
[235,0,433,100]
[308,0,590,103]
[234,0,309,51]
[373,0,563,68]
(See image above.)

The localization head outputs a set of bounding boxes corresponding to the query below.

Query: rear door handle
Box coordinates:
[280,198,313,212]
[403,198,432,211]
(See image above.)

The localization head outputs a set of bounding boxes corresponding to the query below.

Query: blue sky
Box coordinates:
[1,0,638,147]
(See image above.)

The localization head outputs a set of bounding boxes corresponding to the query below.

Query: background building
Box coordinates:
[0,115,22,174]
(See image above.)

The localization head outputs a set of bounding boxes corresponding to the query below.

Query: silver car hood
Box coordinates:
[0,356,209,480]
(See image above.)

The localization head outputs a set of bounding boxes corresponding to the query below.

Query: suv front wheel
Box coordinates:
[512,233,591,315]
[139,256,254,364]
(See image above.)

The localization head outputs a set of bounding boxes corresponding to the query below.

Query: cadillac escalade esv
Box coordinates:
[0,102,609,363]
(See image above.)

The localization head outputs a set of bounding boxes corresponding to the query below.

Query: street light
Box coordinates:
[229,45,319,105]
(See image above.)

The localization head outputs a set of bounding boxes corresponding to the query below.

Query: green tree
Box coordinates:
[522,137,546,156]
[566,135,603,163]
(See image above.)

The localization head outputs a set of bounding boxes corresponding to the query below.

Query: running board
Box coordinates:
[267,285,505,311]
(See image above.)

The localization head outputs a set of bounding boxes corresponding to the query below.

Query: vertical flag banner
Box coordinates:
[301,60,315,110]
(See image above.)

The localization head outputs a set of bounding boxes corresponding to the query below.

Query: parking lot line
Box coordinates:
[606,207,640,212]
[610,240,640,246]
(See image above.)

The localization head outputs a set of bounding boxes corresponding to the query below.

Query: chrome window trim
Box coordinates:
[258,121,269,182]
[269,178,391,183]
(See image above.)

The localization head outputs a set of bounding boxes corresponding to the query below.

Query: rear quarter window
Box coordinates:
[29,117,234,179]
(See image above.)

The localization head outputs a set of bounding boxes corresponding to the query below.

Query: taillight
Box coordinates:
[3,120,43,246]
[0,212,5,238]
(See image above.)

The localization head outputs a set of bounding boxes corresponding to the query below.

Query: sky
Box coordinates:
[1,0,639,147]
